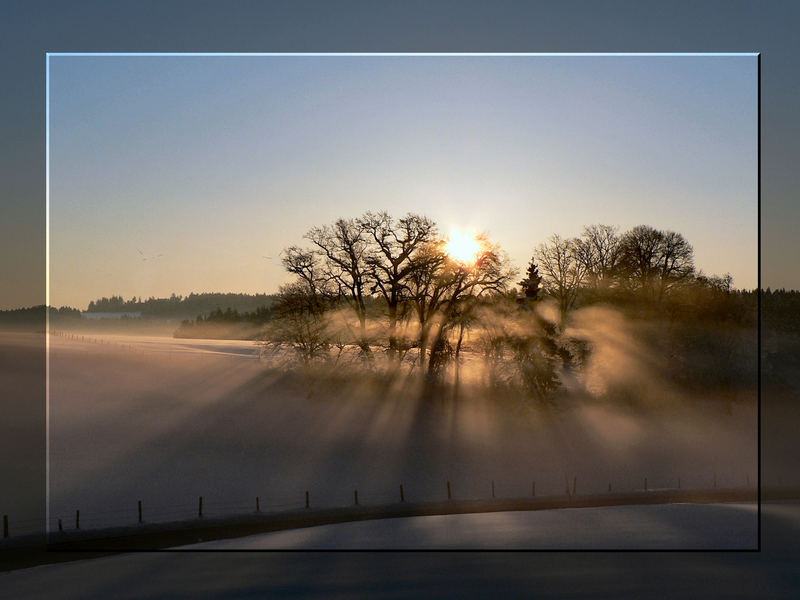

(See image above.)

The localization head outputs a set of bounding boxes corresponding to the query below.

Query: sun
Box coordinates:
[445,229,481,265]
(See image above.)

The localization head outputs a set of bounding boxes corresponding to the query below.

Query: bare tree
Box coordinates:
[306,218,372,354]
[618,225,663,292]
[696,272,733,294]
[418,236,517,377]
[618,225,694,301]
[267,281,332,368]
[574,224,621,291]
[282,246,330,297]
[359,212,437,358]
[656,230,695,299]
[535,234,587,320]
[404,241,450,367]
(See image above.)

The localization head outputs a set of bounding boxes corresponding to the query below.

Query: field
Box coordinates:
[32,328,758,548]
[180,502,758,550]
[1,503,798,599]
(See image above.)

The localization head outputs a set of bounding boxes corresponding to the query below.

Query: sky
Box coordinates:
[48,54,757,309]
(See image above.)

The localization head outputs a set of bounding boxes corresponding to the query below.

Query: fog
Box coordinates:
[44,303,758,544]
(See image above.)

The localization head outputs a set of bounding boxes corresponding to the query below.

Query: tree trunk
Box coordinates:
[357,312,372,360]
[455,321,465,358]
[425,321,446,380]
[387,303,398,360]
[418,328,428,368]
[453,321,466,396]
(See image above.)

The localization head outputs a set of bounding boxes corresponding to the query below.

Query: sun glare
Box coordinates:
[445,229,481,265]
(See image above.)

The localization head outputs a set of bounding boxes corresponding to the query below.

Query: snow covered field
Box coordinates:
[0,331,790,595]
[41,331,758,541]
[1,503,796,600]
[178,502,758,550]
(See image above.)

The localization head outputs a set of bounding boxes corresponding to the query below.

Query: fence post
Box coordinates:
[198,496,203,518]
[76,510,80,529]
[447,481,452,500]
[491,480,495,498]
[608,482,612,492]
[3,514,7,538]
[400,484,405,502]
[305,491,310,509]
[644,477,648,491]
[58,518,63,532]
[354,489,359,505]
[532,481,535,497]
[138,500,142,523]
[256,496,260,512]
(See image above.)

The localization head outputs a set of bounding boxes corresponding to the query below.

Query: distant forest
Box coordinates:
[0,293,278,332]
[1,289,798,335]
[0,305,82,328]
[86,292,278,319]
[762,288,800,335]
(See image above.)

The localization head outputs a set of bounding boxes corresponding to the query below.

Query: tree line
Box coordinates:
[524,224,730,317]
[0,305,82,327]
[173,305,276,339]
[87,292,277,318]
[266,212,755,402]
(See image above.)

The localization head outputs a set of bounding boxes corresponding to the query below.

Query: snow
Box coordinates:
[176,502,758,550]
[38,332,759,538]
[0,503,796,600]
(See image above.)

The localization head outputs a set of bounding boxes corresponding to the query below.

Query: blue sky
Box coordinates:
[48,54,756,308]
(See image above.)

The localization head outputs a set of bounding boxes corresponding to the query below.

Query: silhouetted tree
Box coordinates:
[282,246,331,298]
[359,211,437,359]
[306,218,372,356]
[535,234,587,320]
[519,258,543,300]
[618,225,694,301]
[574,224,621,291]
[267,281,332,367]
[404,241,449,366]
[420,235,517,378]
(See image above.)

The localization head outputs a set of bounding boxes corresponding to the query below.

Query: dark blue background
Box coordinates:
[1,2,797,595]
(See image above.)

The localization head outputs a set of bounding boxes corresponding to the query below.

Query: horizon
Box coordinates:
[9,281,796,314]
[48,55,757,309]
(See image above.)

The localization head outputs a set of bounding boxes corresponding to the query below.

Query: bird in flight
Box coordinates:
[137,248,163,261]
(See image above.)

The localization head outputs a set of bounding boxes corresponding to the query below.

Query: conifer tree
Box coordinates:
[519,258,542,300]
